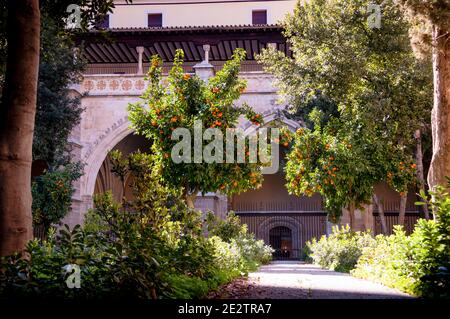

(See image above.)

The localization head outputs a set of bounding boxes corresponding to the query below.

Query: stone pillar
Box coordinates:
[62,195,92,228]
[340,207,351,228]
[363,203,375,234]
[193,44,214,81]
[193,45,227,217]
[326,219,336,236]
[214,194,229,219]
[340,205,373,232]
[354,208,365,232]
[136,46,144,75]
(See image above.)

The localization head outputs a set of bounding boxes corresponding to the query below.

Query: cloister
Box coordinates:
[65,24,419,257]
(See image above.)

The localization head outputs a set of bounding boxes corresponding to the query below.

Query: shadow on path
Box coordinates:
[209,261,414,299]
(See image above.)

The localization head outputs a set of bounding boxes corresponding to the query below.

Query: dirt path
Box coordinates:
[208,261,413,299]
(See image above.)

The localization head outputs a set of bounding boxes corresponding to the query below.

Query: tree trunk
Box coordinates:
[0,0,40,256]
[373,194,388,235]
[348,202,355,230]
[428,26,450,192]
[398,192,408,226]
[185,192,198,209]
[414,129,430,219]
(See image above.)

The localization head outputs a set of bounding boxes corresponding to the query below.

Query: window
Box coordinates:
[148,13,163,27]
[252,10,267,25]
[96,14,109,29]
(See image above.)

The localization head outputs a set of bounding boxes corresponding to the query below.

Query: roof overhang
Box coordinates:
[75,24,290,64]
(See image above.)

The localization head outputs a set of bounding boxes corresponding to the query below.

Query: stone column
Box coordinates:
[326,218,337,236]
[363,203,375,234]
[340,207,351,228]
[193,44,227,217]
[193,44,214,81]
[214,194,229,219]
[354,208,364,231]
[136,46,144,75]
[340,205,372,232]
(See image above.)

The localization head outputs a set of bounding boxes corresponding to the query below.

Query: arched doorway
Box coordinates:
[269,226,293,260]
[232,168,326,259]
[94,133,151,202]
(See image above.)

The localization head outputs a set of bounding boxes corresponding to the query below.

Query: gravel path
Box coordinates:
[210,261,413,299]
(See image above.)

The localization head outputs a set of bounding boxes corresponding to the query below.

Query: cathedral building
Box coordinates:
[67,0,419,259]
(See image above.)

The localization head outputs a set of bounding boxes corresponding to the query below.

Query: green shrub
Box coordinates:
[206,211,273,271]
[234,234,273,269]
[352,186,450,298]
[0,225,118,299]
[206,211,246,242]
[351,227,415,293]
[32,163,83,232]
[163,274,210,299]
[1,151,272,299]
[409,187,450,298]
[305,225,375,273]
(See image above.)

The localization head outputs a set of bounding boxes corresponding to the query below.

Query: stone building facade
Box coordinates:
[65,0,420,258]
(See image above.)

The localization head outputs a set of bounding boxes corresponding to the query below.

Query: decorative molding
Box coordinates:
[80,77,149,96]
[79,72,277,96]
[82,115,129,161]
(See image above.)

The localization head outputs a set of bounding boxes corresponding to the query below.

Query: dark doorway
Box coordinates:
[269,226,293,260]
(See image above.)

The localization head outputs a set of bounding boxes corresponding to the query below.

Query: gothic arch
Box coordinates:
[84,110,303,198]
[258,216,302,258]
[82,119,133,198]
[242,111,303,137]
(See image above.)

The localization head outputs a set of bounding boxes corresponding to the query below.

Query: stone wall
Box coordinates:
[65,69,288,226]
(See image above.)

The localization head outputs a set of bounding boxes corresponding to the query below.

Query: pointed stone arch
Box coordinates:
[82,119,133,199]
[259,216,302,259]
[242,110,303,137]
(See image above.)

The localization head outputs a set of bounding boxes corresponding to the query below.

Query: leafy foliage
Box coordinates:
[1,0,122,101]
[282,92,339,130]
[258,0,431,130]
[1,150,272,299]
[0,225,111,298]
[285,120,376,221]
[305,226,375,273]
[33,15,85,167]
[29,15,86,231]
[206,211,273,269]
[206,211,246,243]
[258,0,432,221]
[351,226,417,293]
[305,180,450,298]
[32,164,83,231]
[395,0,450,57]
[128,49,265,204]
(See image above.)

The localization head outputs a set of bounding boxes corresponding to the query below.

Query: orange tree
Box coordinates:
[284,111,417,231]
[257,0,430,229]
[128,49,265,207]
[284,116,375,227]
